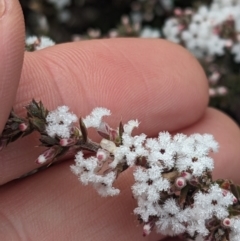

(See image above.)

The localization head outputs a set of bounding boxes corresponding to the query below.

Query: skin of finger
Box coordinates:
[0,0,24,132]
[0,109,239,241]
[0,38,209,184]
[178,107,240,183]
[0,161,163,241]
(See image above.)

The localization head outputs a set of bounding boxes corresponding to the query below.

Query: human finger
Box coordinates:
[0,38,208,184]
[0,109,239,241]
[0,0,24,132]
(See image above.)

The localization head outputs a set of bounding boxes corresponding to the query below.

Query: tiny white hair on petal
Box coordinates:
[46,105,77,138]
[123,120,140,135]
[83,107,111,128]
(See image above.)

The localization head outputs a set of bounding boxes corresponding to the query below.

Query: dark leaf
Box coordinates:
[40,135,58,146]
[29,117,46,132]
[79,118,88,143]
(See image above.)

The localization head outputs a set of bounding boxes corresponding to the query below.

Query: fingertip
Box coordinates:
[0,0,25,132]
[20,38,209,134]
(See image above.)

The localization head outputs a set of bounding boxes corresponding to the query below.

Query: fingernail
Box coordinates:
[0,0,6,18]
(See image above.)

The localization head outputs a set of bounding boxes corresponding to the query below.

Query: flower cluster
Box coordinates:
[163,0,240,61]
[1,101,240,241]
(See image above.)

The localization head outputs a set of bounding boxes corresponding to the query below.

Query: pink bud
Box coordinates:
[175,177,186,189]
[19,123,28,131]
[36,147,56,164]
[222,218,232,228]
[180,171,192,181]
[143,223,154,236]
[96,149,109,162]
[36,154,47,164]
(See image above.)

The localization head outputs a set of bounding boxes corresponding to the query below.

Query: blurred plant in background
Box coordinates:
[21,0,240,125]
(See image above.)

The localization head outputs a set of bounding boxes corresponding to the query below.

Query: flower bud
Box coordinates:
[59,138,76,147]
[19,123,28,131]
[222,218,232,228]
[100,139,116,153]
[175,177,186,189]
[143,223,154,236]
[36,147,56,164]
[96,149,109,162]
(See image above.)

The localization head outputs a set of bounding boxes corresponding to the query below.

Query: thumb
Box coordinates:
[0,0,25,132]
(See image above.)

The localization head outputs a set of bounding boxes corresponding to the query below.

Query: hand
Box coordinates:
[1,1,240,241]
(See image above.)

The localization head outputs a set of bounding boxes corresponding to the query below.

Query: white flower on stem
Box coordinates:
[175,134,218,176]
[155,198,188,236]
[132,165,170,203]
[83,108,111,128]
[109,131,147,168]
[145,132,177,169]
[134,197,160,222]
[193,184,234,220]
[26,36,55,50]
[46,106,77,138]
[71,151,119,197]
[36,36,55,50]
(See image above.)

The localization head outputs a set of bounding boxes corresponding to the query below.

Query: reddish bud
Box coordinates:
[19,123,28,131]
[175,177,186,189]
[222,218,232,228]
[96,149,109,162]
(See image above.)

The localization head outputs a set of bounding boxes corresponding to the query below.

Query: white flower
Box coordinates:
[83,107,111,128]
[145,132,177,169]
[71,151,119,197]
[162,1,240,61]
[163,18,181,43]
[26,36,55,50]
[140,26,161,38]
[46,106,77,138]
[132,165,170,203]
[155,198,188,236]
[175,134,218,176]
[229,218,240,241]
[25,36,38,45]
[193,184,234,220]
[36,36,55,50]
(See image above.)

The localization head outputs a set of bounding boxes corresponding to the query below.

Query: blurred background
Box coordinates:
[20,0,240,125]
